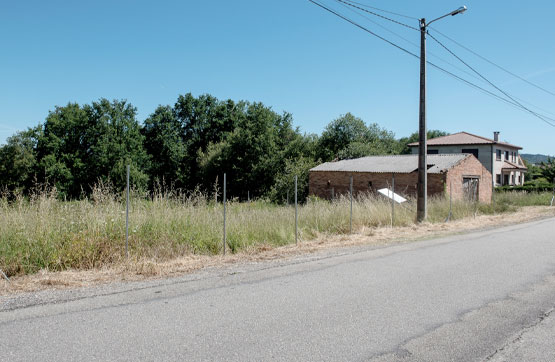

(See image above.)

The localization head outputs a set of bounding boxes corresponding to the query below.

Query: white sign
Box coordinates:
[377,188,407,204]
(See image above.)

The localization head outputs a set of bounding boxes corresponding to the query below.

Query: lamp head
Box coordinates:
[451,6,467,16]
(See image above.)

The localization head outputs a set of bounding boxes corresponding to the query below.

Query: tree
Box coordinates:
[318,113,368,161]
[35,99,148,198]
[397,130,449,154]
[0,127,41,194]
[142,105,186,189]
[268,156,318,204]
[540,158,555,183]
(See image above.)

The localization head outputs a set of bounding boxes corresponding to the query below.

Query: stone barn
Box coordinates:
[309,154,492,203]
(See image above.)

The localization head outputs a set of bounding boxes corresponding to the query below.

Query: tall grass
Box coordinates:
[0,186,552,277]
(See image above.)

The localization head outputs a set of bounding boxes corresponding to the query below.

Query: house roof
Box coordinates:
[407,132,522,150]
[502,160,528,171]
[310,154,471,174]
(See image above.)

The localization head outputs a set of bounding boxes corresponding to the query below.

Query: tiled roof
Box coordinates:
[502,160,528,171]
[407,132,522,149]
[310,154,470,174]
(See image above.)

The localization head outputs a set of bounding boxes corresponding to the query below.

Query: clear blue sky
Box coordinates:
[1,0,554,154]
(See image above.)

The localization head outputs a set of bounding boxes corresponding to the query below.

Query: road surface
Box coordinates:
[2,217,555,361]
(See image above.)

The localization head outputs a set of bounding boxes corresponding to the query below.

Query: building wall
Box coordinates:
[308,171,446,200]
[309,156,492,203]
[410,144,523,187]
[445,155,492,203]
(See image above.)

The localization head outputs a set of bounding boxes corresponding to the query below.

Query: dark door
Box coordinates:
[463,177,479,202]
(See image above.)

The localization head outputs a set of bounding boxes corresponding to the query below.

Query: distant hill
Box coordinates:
[521,154,553,164]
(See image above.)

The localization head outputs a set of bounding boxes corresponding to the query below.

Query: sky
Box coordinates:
[1,0,554,154]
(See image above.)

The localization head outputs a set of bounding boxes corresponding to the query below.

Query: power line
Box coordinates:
[335,0,419,31]
[429,26,555,97]
[428,32,555,127]
[338,0,418,20]
[307,0,418,58]
[334,0,493,89]
[308,0,555,127]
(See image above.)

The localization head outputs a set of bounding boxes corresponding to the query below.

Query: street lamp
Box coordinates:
[416,6,467,222]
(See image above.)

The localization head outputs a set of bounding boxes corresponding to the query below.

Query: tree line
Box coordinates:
[0,93,447,202]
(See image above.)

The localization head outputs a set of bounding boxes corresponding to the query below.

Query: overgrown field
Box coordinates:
[0,187,552,277]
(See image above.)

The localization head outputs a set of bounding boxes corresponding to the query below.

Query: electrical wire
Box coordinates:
[334,0,492,90]
[308,0,555,127]
[428,32,555,127]
[337,0,418,20]
[335,0,419,31]
[429,26,555,97]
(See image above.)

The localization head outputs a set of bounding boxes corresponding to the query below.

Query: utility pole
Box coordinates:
[416,6,467,222]
[416,18,427,222]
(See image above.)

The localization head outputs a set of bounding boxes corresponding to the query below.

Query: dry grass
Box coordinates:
[1,186,554,296]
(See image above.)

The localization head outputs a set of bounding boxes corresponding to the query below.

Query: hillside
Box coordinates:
[521,154,553,164]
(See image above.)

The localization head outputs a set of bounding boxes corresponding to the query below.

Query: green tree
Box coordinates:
[0,127,41,193]
[268,156,318,204]
[397,130,449,154]
[142,105,186,189]
[540,158,555,183]
[35,99,148,198]
[318,113,368,161]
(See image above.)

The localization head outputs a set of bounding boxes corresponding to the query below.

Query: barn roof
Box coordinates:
[310,154,471,174]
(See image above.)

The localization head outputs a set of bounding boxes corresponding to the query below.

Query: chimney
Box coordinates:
[493,131,500,142]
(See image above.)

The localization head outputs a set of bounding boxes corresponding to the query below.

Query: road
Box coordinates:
[1,217,555,361]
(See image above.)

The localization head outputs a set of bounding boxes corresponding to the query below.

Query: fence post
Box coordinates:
[473,180,478,218]
[223,173,227,255]
[248,190,250,202]
[391,174,395,227]
[350,175,353,234]
[331,187,335,200]
[295,175,298,245]
[446,181,452,222]
[551,178,554,207]
[125,164,130,259]
[0,269,9,282]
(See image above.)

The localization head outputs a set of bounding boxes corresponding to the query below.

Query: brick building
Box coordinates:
[309,154,492,203]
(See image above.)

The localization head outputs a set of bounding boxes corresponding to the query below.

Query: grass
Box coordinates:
[1,186,553,277]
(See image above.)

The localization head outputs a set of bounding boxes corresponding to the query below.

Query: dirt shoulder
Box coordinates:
[1,206,554,296]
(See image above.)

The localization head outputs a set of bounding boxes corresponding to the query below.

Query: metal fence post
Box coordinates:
[125,164,130,259]
[350,175,353,233]
[0,269,9,282]
[446,182,452,222]
[551,178,554,207]
[295,175,298,245]
[223,173,227,255]
[391,174,395,227]
[248,190,250,202]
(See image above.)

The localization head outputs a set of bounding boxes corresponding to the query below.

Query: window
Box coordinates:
[462,149,479,159]
[511,175,514,185]
[496,174,501,184]
[427,149,439,155]
[496,149,501,161]
[505,151,509,160]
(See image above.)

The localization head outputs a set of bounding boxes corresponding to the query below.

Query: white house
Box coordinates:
[408,131,527,187]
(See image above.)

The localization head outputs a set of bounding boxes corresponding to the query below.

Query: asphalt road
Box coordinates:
[2,217,555,362]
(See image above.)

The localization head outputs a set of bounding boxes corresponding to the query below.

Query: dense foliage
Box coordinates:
[0,94,447,201]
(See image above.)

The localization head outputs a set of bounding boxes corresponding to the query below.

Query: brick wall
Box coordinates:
[308,171,446,200]
[309,155,492,203]
[445,155,492,203]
